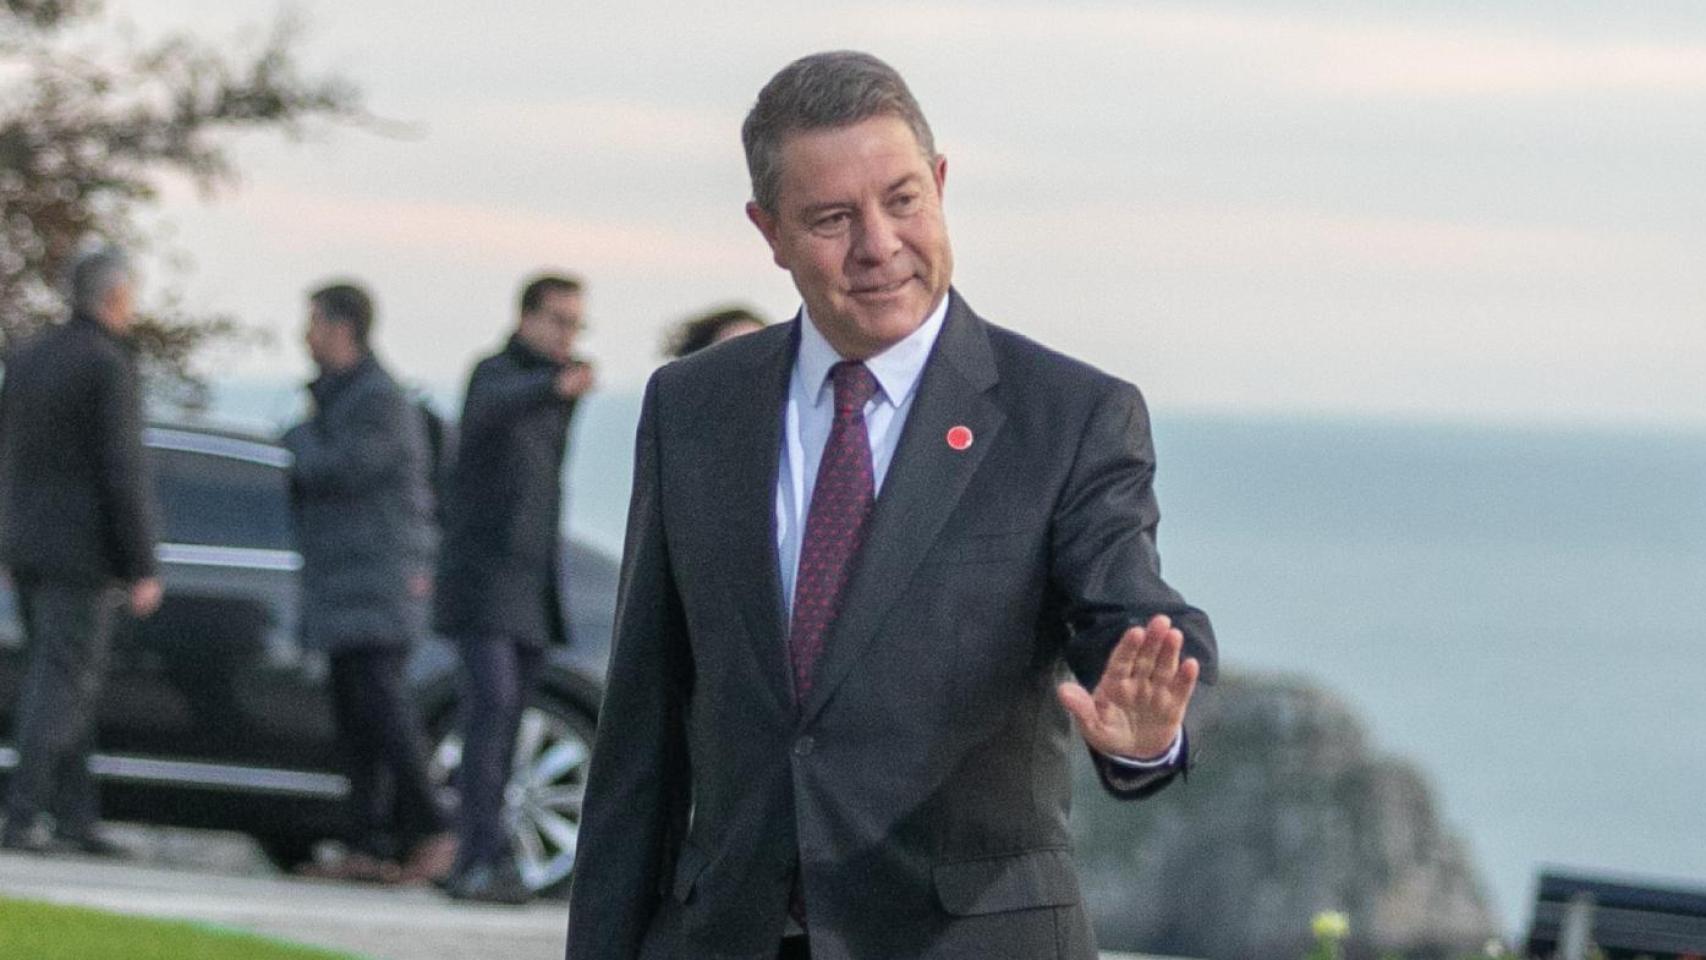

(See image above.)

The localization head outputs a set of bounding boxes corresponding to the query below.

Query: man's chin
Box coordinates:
[859,312,930,352]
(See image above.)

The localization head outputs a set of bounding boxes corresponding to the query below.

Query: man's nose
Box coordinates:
[851,210,902,264]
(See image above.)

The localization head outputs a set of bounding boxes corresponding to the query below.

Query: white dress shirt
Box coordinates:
[773,299,1179,769]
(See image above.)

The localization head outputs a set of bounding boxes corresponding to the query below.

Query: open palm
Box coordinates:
[1057,615,1199,760]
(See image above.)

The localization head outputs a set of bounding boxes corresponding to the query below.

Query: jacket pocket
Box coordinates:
[670,842,711,904]
[932,848,1081,916]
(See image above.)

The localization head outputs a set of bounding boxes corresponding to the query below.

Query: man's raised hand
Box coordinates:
[1056,615,1199,760]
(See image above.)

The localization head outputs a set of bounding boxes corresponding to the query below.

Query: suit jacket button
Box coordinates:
[793,736,815,757]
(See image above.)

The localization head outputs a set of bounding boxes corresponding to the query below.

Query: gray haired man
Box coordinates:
[566,52,1214,960]
[0,245,162,855]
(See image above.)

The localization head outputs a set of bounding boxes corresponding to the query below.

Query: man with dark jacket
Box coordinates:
[282,282,453,884]
[0,246,162,855]
[435,273,594,902]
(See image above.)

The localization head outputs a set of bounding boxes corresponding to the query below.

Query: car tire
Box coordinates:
[428,690,596,899]
[256,833,319,873]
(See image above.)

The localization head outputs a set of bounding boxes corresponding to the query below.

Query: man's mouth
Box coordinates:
[850,277,911,297]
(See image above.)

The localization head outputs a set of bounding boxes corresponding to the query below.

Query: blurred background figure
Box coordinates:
[281,282,453,885]
[661,304,767,359]
[0,245,162,857]
[434,273,594,903]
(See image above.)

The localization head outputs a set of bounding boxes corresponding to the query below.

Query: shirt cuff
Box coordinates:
[1099,731,1182,770]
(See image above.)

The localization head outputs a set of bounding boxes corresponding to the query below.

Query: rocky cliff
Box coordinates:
[1072,672,1498,960]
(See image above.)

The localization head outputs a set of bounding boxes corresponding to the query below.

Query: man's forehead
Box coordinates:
[775,117,933,200]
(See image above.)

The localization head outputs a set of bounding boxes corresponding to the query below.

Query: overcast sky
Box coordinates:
[119,0,1705,426]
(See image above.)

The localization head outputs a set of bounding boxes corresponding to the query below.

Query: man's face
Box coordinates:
[748,114,952,360]
[98,277,136,334]
[303,305,344,371]
[519,289,584,364]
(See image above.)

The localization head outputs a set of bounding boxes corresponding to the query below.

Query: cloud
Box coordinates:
[879,3,1706,99]
[963,199,1691,277]
[446,96,743,161]
[220,184,754,272]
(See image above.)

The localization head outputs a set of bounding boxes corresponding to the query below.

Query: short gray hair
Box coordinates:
[66,245,132,317]
[742,51,936,215]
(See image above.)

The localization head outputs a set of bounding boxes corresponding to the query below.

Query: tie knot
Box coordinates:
[829,361,879,417]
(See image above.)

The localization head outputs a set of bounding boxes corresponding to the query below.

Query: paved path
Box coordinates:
[0,828,1175,960]
[0,847,566,960]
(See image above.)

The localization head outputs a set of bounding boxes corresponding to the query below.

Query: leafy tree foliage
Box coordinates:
[1,0,362,406]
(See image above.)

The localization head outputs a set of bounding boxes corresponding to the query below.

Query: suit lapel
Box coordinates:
[708,323,797,715]
[800,293,1004,727]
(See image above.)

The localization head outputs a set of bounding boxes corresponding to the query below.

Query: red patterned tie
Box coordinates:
[788,360,880,703]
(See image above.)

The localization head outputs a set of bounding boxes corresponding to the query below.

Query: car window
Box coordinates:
[151,446,294,551]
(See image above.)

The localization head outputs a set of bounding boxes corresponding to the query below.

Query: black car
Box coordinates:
[0,422,615,895]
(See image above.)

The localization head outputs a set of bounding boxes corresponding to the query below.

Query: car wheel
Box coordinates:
[429,693,595,897]
[256,833,318,873]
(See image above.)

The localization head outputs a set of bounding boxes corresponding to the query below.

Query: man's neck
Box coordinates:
[74,309,129,338]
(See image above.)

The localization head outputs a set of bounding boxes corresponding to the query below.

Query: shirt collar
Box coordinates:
[797,293,950,409]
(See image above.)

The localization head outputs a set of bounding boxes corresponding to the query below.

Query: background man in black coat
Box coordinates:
[0,245,162,855]
[282,282,452,884]
[435,273,595,902]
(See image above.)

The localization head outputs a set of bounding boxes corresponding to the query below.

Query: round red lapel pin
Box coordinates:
[946,425,974,451]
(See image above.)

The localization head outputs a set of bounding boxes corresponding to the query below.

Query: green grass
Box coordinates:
[0,896,368,960]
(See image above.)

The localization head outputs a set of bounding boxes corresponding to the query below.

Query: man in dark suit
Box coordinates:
[282,282,452,883]
[566,52,1216,960]
[435,274,595,902]
[0,246,162,855]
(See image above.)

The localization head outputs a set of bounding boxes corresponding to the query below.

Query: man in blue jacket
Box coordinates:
[283,281,452,884]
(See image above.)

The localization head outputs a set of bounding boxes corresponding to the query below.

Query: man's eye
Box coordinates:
[889,193,919,213]
[811,212,851,234]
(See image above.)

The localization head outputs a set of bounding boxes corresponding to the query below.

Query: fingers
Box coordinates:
[1112,616,1177,684]
[1102,625,1146,682]
[1056,681,1098,729]
[1175,656,1200,694]
[1153,623,1183,679]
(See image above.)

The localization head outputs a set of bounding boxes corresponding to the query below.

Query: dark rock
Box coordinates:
[1072,672,1497,960]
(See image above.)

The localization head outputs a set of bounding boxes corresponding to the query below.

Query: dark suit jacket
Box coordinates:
[0,313,158,586]
[567,292,1216,960]
[283,353,435,651]
[434,335,579,646]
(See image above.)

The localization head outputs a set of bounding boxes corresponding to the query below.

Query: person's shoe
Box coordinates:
[398,832,457,885]
[444,857,533,905]
[54,831,129,859]
[1,823,52,855]
[295,850,404,884]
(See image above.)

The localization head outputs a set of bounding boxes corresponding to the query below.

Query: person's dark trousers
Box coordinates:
[2,576,120,843]
[777,937,810,960]
[327,647,445,859]
[451,635,543,874]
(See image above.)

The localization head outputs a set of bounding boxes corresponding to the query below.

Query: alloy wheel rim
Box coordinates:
[431,704,591,893]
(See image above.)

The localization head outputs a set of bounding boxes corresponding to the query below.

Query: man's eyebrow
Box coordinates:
[799,199,852,219]
[796,174,926,219]
[885,173,924,194]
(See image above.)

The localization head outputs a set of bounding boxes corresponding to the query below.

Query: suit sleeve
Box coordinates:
[285,381,414,497]
[92,349,159,581]
[1049,381,1216,799]
[566,373,692,960]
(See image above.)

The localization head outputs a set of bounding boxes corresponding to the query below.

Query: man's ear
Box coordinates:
[933,153,948,200]
[746,200,788,270]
